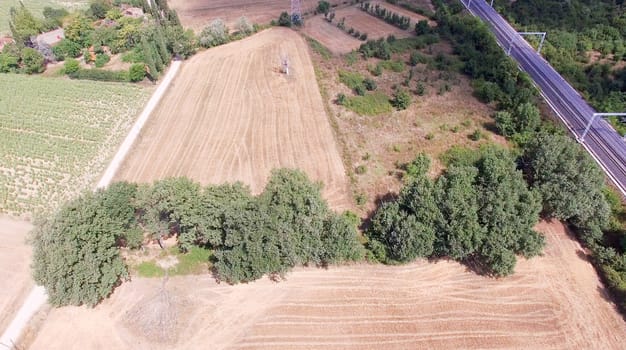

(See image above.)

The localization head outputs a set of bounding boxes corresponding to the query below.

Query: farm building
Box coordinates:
[34,28,64,46]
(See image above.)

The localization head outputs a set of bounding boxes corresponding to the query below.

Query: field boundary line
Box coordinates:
[0,61,182,348]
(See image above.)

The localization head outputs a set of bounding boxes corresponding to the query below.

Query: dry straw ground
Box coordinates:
[168,0,344,31]
[0,218,33,333]
[302,15,363,55]
[28,221,626,349]
[115,28,351,210]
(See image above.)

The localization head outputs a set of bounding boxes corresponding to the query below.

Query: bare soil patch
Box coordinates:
[0,217,33,333]
[115,28,351,210]
[168,0,344,31]
[333,5,413,40]
[28,221,626,349]
[369,1,436,26]
[302,15,363,55]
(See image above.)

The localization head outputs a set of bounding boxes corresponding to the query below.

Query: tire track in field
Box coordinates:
[115,28,351,210]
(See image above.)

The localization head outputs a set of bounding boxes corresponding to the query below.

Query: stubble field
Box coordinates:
[302,15,363,54]
[115,28,351,210]
[331,5,414,40]
[27,221,626,349]
[168,0,344,31]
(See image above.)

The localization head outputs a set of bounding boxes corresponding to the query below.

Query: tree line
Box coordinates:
[360,2,412,30]
[433,0,626,314]
[32,169,364,306]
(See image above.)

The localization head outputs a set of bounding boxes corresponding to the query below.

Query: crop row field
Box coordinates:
[0,74,152,218]
[0,0,86,34]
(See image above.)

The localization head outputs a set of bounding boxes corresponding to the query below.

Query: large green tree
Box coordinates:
[9,3,41,45]
[523,133,610,228]
[434,165,484,259]
[368,173,439,263]
[32,191,128,306]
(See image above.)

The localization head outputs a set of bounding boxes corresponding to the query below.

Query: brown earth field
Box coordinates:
[301,15,363,55]
[28,220,626,349]
[168,0,344,32]
[0,217,33,333]
[115,28,351,210]
[332,5,414,40]
[368,1,437,26]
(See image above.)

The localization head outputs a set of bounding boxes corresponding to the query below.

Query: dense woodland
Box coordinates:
[494,0,626,134]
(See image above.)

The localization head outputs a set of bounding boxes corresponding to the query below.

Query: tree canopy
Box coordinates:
[522,133,610,229]
[367,146,544,276]
[32,169,364,305]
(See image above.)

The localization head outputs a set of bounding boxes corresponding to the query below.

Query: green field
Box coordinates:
[0,74,152,217]
[0,0,87,35]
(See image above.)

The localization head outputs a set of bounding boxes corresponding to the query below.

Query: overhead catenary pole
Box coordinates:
[579,113,626,142]
[291,0,302,25]
[517,32,547,54]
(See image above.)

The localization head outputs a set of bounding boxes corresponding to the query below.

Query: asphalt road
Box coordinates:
[461,0,626,198]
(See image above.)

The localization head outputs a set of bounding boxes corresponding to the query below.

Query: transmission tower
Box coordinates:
[291,0,302,25]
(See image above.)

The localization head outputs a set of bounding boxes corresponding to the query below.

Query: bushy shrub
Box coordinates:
[236,16,254,36]
[68,68,130,82]
[199,19,229,48]
[359,39,391,59]
[63,58,80,74]
[128,63,145,82]
[363,78,377,91]
[391,89,411,110]
[94,53,110,68]
[278,12,292,27]
[52,39,81,61]
[21,48,45,74]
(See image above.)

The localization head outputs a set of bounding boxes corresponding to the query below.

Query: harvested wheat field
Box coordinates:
[0,217,33,333]
[168,0,344,31]
[115,28,351,210]
[333,5,414,40]
[369,1,437,26]
[29,220,625,349]
[302,15,363,54]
